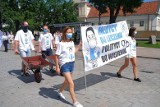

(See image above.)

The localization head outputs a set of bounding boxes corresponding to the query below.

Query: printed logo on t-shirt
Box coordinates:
[45,36,50,48]
[67,47,74,60]
[25,37,29,44]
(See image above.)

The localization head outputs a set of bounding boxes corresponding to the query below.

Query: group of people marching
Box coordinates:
[0,31,14,52]
[14,21,83,107]
[11,21,141,107]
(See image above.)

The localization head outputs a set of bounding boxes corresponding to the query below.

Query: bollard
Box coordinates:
[149,35,156,44]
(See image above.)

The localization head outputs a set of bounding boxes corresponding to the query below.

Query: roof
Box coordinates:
[87,1,160,18]
[51,22,93,27]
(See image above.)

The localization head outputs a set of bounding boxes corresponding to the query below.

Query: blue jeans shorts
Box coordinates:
[19,49,31,57]
[42,48,53,58]
[60,62,75,75]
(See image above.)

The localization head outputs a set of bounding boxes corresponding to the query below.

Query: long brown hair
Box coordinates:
[129,27,136,37]
[61,27,72,42]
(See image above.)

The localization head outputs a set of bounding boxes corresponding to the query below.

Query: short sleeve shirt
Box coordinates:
[39,33,53,51]
[128,36,136,57]
[15,30,34,51]
[55,41,75,67]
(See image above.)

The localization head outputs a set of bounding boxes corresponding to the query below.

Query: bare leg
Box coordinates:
[63,72,77,103]
[117,58,129,74]
[22,61,25,71]
[130,57,138,79]
[59,78,69,93]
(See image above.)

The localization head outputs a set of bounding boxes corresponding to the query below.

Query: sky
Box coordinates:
[143,0,157,2]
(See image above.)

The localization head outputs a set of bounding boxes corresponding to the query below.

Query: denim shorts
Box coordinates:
[19,49,31,57]
[60,62,75,74]
[42,48,53,58]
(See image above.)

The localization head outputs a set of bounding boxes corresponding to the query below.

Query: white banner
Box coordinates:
[81,21,130,71]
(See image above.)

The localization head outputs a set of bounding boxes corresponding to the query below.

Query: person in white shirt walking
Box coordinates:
[54,30,62,49]
[55,27,83,107]
[38,25,54,71]
[117,27,141,82]
[2,32,9,52]
[14,21,35,76]
[8,32,14,50]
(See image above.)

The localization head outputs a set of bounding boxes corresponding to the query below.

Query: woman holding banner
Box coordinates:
[117,27,141,82]
[55,27,83,107]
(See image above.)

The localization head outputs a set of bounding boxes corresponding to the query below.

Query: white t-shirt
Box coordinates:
[39,33,53,51]
[9,34,14,43]
[2,35,8,41]
[56,41,75,67]
[126,36,136,58]
[15,30,34,51]
[54,33,61,45]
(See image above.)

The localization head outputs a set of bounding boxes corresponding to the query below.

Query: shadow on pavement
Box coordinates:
[100,72,133,81]
[42,68,58,77]
[8,69,44,83]
[39,87,72,106]
[53,73,110,92]
[100,72,117,77]
[140,70,154,74]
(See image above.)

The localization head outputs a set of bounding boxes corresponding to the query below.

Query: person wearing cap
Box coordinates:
[14,21,35,76]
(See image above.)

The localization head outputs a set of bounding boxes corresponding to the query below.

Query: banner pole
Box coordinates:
[84,70,87,93]
[80,23,87,94]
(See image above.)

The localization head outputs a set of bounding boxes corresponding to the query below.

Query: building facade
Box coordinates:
[74,1,160,31]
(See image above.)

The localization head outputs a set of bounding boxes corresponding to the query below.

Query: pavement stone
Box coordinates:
[0,47,160,107]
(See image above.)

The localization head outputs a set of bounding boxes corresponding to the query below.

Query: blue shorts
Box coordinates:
[60,62,75,74]
[42,48,53,58]
[19,49,31,57]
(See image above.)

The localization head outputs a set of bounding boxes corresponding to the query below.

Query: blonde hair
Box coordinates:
[61,27,72,42]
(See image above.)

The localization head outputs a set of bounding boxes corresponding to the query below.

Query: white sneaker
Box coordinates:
[58,92,65,100]
[73,102,83,107]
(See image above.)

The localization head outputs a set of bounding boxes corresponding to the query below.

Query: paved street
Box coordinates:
[0,47,160,107]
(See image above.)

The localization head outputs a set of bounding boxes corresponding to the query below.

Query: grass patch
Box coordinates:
[137,40,160,48]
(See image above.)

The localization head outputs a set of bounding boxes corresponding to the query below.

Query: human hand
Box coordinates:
[38,49,41,53]
[56,67,60,75]
[14,49,19,55]
[79,40,82,47]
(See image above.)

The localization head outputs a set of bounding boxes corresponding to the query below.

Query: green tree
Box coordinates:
[89,0,107,24]
[0,0,79,32]
[89,0,143,24]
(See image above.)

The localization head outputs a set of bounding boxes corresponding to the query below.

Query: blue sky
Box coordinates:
[143,0,156,2]
[85,0,157,2]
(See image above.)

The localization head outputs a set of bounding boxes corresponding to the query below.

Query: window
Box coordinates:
[140,21,144,27]
[130,21,134,27]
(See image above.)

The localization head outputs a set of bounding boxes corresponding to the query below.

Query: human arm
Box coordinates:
[14,32,19,54]
[55,42,62,75]
[30,31,35,51]
[75,40,82,53]
[38,41,42,53]
[55,54,60,75]
[14,40,19,54]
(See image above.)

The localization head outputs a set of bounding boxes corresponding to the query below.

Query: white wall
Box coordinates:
[84,14,160,31]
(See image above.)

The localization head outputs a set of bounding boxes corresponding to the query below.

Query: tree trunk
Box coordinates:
[109,8,116,24]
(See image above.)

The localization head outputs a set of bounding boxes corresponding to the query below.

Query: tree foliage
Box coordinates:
[89,0,143,24]
[0,0,78,33]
